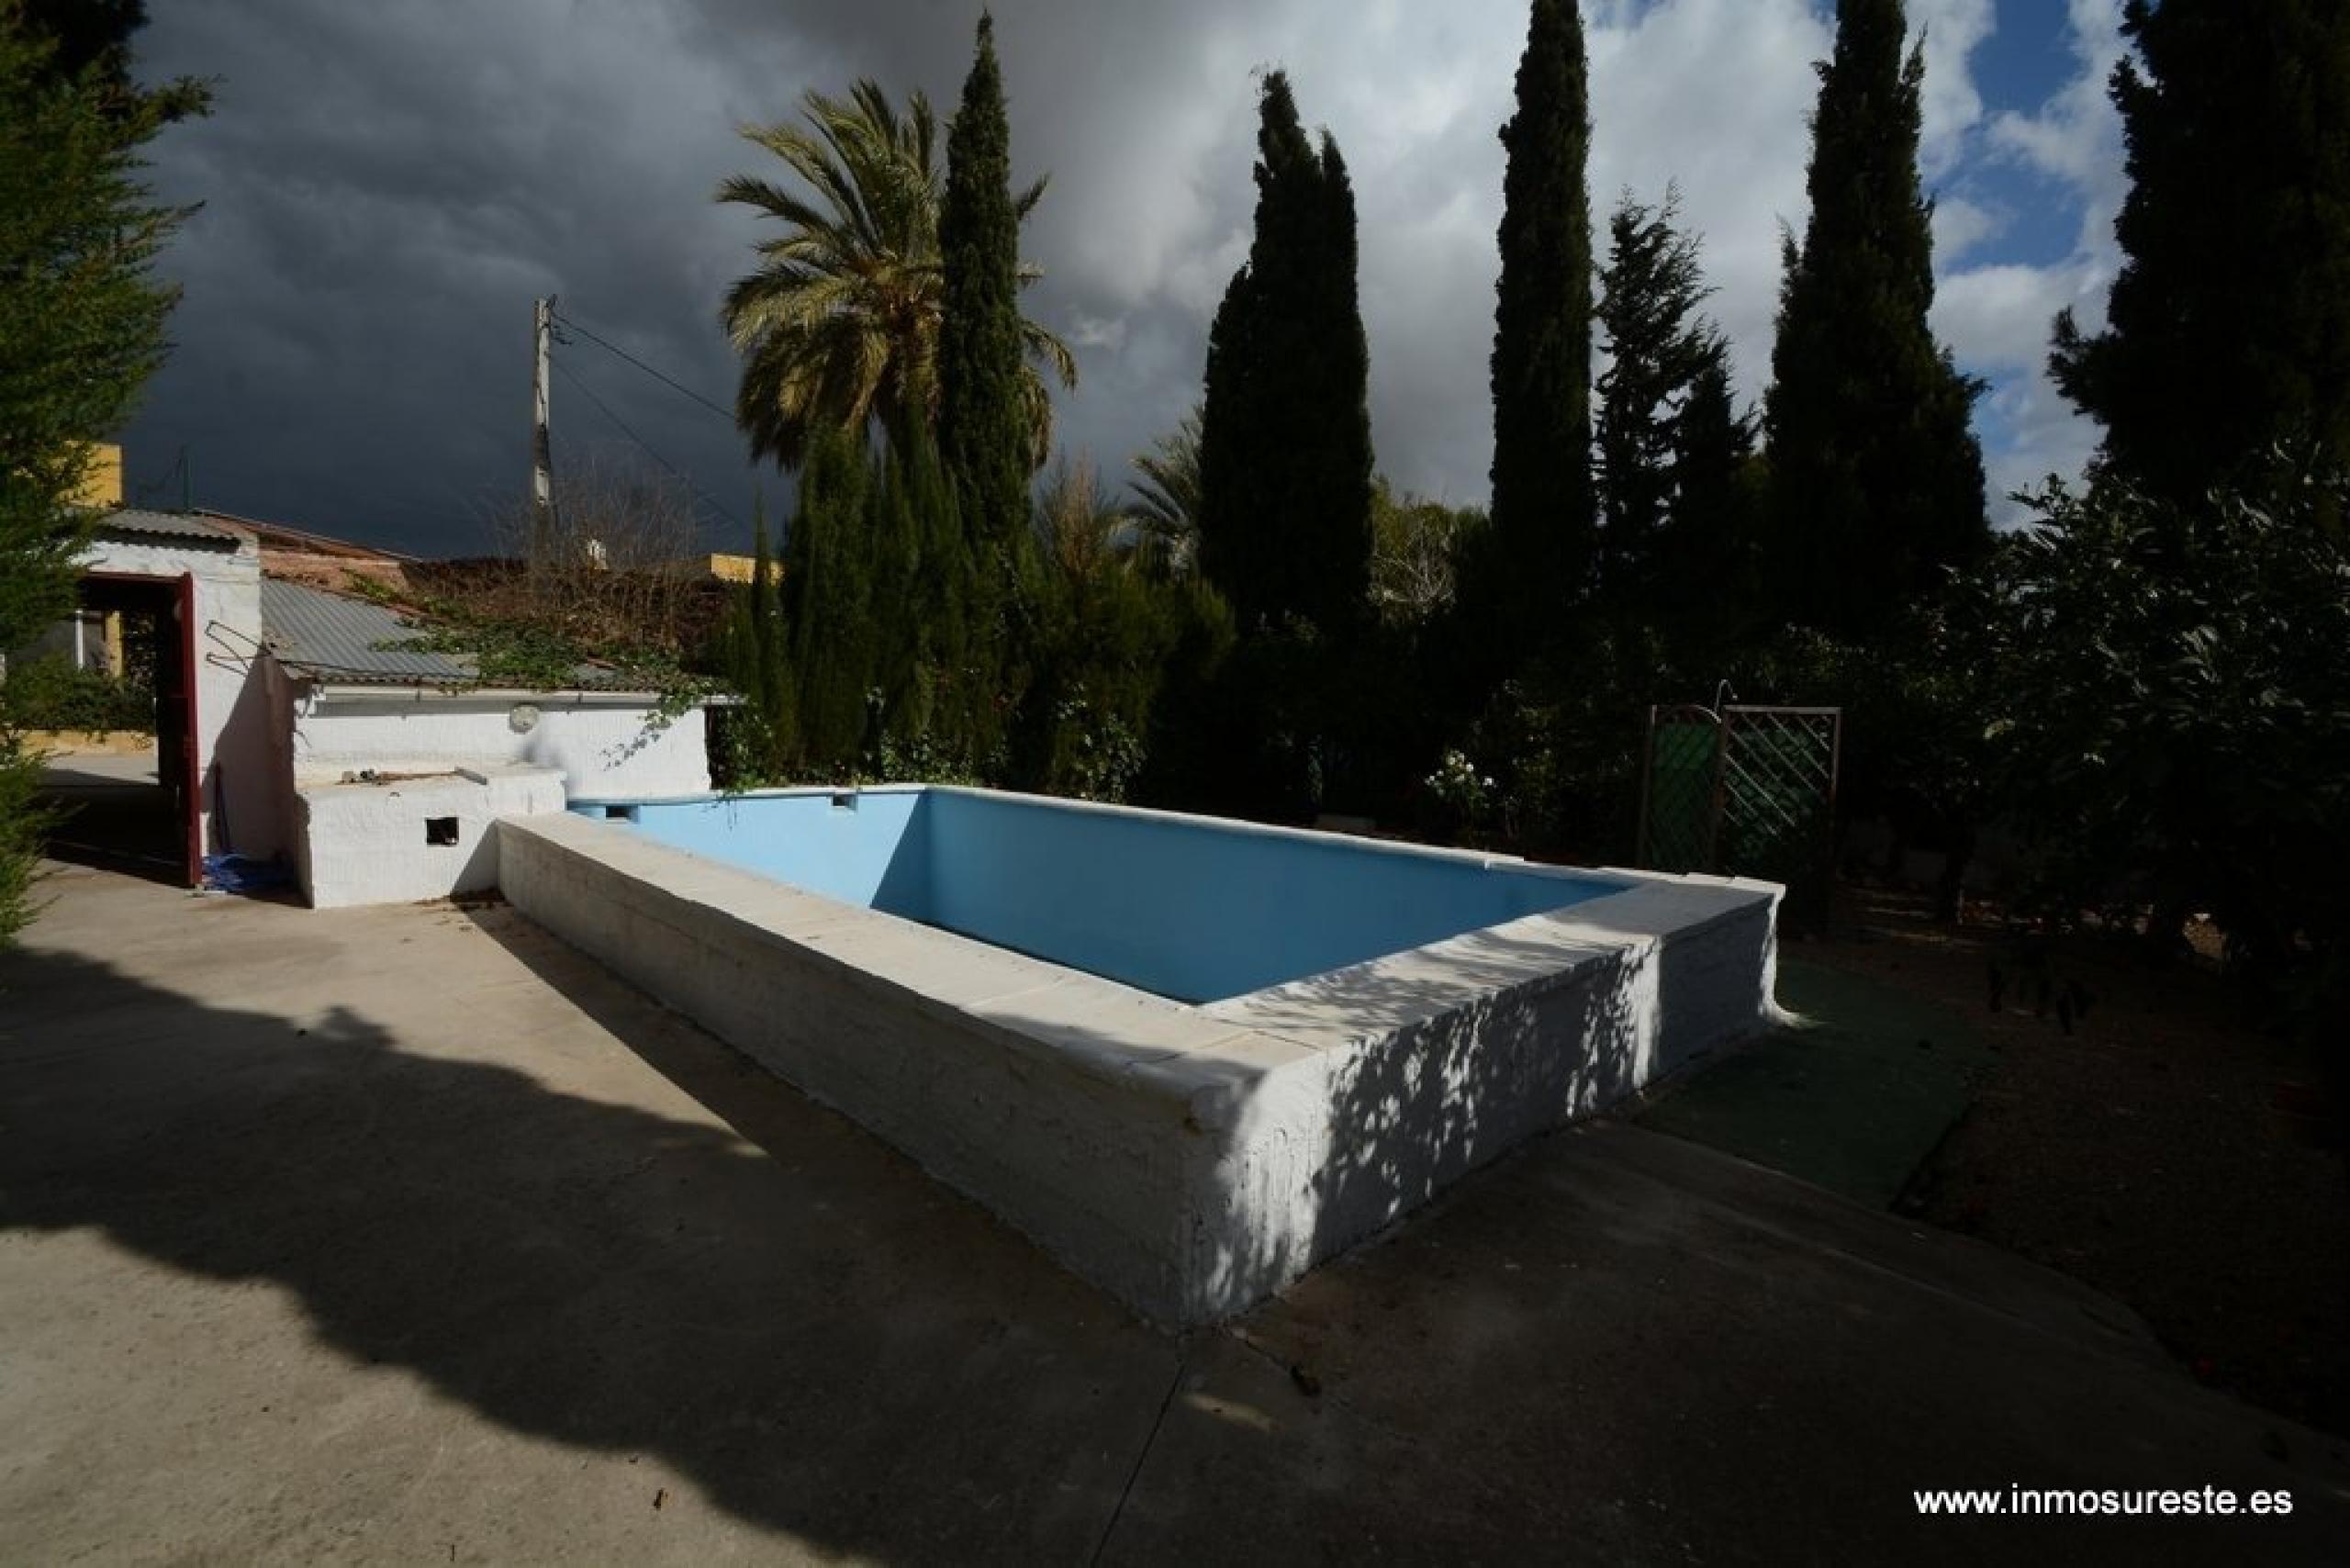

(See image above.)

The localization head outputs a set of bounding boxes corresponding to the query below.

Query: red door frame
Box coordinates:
[176,572,202,886]
[76,569,202,887]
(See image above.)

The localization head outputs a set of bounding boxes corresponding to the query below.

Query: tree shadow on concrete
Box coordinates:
[0,933,1172,1559]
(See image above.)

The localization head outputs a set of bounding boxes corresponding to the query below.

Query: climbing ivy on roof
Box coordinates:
[373,597,724,722]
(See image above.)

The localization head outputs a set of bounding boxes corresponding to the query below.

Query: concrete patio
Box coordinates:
[2,862,2343,1563]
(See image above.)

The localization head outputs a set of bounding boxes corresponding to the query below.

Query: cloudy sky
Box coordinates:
[121,0,2129,558]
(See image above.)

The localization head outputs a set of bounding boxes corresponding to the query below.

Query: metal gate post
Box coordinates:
[1635,704,1658,868]
[1704,710,1729,871]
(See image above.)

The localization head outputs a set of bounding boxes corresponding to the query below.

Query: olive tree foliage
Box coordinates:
[1986,458,2350,984]
[1370,480,1483,628]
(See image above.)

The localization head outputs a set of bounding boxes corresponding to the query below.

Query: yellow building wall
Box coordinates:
[70,443,125,509]
[663,553,758,583]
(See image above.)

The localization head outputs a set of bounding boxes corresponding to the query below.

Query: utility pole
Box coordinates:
[532,296,555,566]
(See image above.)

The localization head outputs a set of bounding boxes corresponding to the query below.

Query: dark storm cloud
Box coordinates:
[124,0,1292,554]
[129,2,788,551]
[120,2,2109,555]
[128,0,1562,554]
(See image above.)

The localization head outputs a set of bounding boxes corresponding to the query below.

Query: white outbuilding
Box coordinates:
[257,577,711,907]
[57,509,712,908]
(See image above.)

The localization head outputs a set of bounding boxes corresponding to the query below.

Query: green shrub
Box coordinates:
[0,655,152,735]
[0,730,57,945]
[1017,560,1231,803]
[1989,459,2350,977]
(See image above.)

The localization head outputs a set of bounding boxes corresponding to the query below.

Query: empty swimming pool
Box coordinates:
[579,785,1626,1002]
[506,786,1780,1324]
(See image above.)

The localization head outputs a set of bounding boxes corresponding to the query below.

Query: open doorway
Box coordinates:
[33,573,199,886]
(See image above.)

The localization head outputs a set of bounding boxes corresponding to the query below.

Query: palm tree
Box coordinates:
[1125,406,1201,577]
[1035,457,1135,583]
[716,80,1077,471]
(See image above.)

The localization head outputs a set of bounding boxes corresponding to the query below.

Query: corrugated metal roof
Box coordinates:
[259,577,649,692]
[260,578,480,686]
[199,509,418,562]
[94,508,245,545]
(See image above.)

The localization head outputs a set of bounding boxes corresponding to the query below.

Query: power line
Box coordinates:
[548,354,744,532]
[550,308,735,422]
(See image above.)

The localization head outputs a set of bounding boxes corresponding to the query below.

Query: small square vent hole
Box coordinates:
[425,816,460,846]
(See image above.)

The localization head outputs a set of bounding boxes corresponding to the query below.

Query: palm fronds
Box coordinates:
[718,80,1075,470]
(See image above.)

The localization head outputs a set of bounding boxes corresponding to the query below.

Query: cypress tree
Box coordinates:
[2,12,206,945]
[1595,187,1720,608]
[1196,70,1373,635]
[1309,132,1376,629]
[775,429,987,777]
[2051,0,2350,509]
[726,496,794,778]
[937,13,1031,554]
[16,1,204,118]
[747,501,779,717]
[17,0,147,89]
[862,440,924,746]
[1763,0,1985,640]
[1,16,202,656]
[1487,0,1595,649]
[894,431,977,761]
[1664,355,1762,651]
[779,429,878,772]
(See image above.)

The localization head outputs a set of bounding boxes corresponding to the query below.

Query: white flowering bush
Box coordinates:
[1423,748,1497,841]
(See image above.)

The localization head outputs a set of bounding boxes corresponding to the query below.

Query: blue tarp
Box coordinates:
[202,854,295,894]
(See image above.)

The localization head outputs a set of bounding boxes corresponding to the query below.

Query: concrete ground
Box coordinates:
[36,745,181,883]
[3,866,2344,1564]
[36,745,162,799]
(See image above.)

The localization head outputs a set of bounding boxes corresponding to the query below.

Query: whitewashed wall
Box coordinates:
[57,529,711,894]
[75,533,286,863]
[284,681,711,800]
[296,764,565,909]
[501,808,1783,1327]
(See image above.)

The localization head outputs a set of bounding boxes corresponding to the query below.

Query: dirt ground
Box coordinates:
[1796,886,2350,1438]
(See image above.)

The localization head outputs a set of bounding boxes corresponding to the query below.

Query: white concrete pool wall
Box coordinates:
[498,788,1780,1327]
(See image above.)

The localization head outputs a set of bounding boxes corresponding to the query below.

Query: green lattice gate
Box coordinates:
[1637,703,1841,928]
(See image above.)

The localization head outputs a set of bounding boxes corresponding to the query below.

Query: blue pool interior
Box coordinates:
[576,788,1627,1004]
